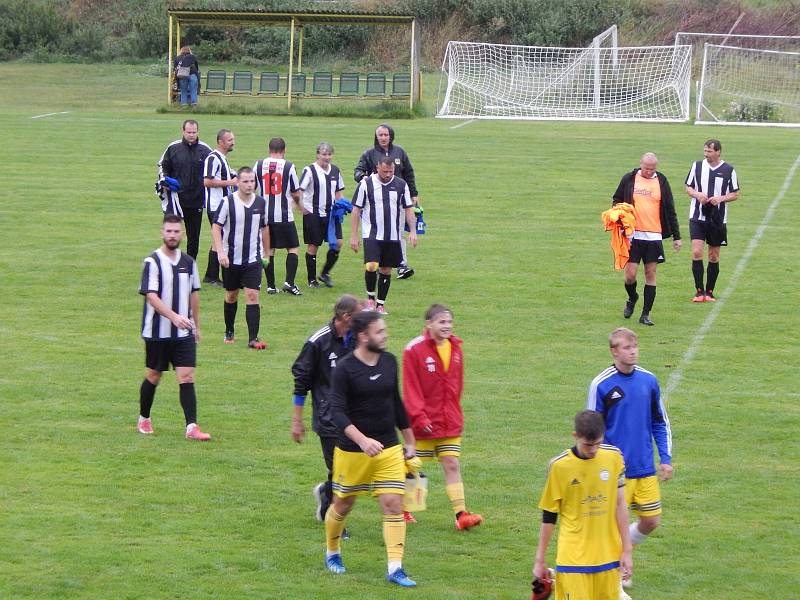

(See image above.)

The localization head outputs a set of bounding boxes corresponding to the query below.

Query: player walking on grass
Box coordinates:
[211,167,269,350]
[532,410,632,600]
[587,327,672,594]
[254,137,303,296]
[291,294,364,525]
[202,128,238,287]
[299,142,346,289]
[685,139,740,302]
[611,152,681,327]
[350,156,417,315]
[324,311,418,587]
[137,214,211,441]
[401,304,483,530]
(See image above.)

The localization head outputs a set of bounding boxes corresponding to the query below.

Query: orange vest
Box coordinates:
[601,203,636,270]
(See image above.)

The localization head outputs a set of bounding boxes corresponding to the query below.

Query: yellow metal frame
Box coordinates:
[166,8,418,109]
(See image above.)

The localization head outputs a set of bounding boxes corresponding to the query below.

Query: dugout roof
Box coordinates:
[166,7,419,107]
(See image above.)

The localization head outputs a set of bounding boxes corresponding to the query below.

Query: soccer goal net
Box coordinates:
[436,41,692,121]
[675,32,800,79]
[696,44,800,126]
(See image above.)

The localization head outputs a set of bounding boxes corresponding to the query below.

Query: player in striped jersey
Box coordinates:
[685,139,740,302]
[324,311,418,587]
[202,129,238,287]
[137,214,211,441]
[211,167,269,350]
[299,142,346,289]
[350,156,418,314]
[532,410,632,600]
[587,327,672,592]
[253,138,303,295]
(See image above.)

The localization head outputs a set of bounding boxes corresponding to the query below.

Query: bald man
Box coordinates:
[611,153,681,326]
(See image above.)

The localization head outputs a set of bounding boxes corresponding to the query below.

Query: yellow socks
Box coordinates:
[383,513,406,563]
[325,508,346,553]
[446,482,466,515]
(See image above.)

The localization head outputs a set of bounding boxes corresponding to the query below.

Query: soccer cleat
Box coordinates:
[365,298,377,311]
[403,511,416,523]
[313,482,326,522]
[282,282,303,296]
[318,273,334,288]
[623,294,638,319]
[248,338,267,350]
[622,577,633,589]
[619,585,632,600]
[185,424,211,441]
[223,331,235,344]
[341,528,350,540]
[386,567,416,587]
[137,417,153,435]
[396,267,415,280]
[308,279,321,289]
[325,553,346,574]
[376,304,389,316]
[704,290,716,302]
[455,511,483,530]
[692,289,706,302]
[639,314,654,326]
[202,277,223,287]
[266,287,278,295]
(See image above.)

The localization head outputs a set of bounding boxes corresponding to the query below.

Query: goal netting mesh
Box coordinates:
[436,41,692,121]
[675,32,800,79]
[696,44,800,126]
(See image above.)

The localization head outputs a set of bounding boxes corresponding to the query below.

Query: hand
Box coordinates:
[620,548,633,582]
[218,253,230,268]
[359,437,384,457]
[659,463,674,481]
[350,236,360,253]
[532,560,550,581]
[193,323,201,343]
[709,196,723,206]
[172,314,194,331]
[291,418,305,443]
[408,231,418,248]
[673,239,682,252]
[696,192,709,204]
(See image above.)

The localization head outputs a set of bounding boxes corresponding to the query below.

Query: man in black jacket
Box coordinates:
[612,153,681,326]
[291,294,364,522]
[157,120,212,259]
[354,123,419,279]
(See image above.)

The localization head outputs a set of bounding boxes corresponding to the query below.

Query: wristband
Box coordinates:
[293,394,306,407]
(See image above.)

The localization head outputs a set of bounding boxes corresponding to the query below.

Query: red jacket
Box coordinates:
[402,330,464,439]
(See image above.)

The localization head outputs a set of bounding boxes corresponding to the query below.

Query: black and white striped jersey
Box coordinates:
[353,174,413,242]
[685,160,739,223]
[214,193,268,266]
[203,150,236,214]
[299,162,345,217]
[253,157,300,224]
[139,249,200,340]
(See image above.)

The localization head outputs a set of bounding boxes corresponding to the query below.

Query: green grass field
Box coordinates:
[1,62,798,599]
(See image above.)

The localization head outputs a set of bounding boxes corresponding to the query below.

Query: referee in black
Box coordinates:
[211,167,270,349]
[350,156,418,315]
[157,119,212,259]
[137,214,211,441]
[290,294,364,523]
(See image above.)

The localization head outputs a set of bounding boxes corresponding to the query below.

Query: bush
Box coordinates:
[722,100,780,123]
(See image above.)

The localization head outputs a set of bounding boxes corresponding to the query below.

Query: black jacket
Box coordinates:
[354,124,418,197]
[291,320,353,437]
[157,138,212,210]
[174,53,200,77]
[612,169,681,240]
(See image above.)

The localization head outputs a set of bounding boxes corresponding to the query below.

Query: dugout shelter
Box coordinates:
[167,7,420,109]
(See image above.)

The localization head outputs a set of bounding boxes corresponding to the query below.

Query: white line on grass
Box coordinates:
[664,152,800,401]
[450,119,476,129]
[31,111,71,120]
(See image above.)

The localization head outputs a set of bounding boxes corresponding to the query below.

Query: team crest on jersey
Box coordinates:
[599,469,609,481]
[394,158,401,165]
[425,356,436,373]
[328,351,337,368]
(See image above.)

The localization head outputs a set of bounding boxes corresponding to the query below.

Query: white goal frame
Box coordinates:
[436,40,692,122]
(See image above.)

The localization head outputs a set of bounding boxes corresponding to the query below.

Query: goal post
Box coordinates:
[696,44,800,127]
[437,41,692,122]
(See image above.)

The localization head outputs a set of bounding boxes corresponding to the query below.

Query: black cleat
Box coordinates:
[282,283,302,296]
[623,296,638,319]
[318,273,334,288]
[266,287,278,295]
[308,279,321,289]
[396,267,415,280]
[639,314,654,326]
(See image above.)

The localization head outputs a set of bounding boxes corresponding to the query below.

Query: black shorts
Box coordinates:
[268,222,300,249]
[363,238,403,268]
[303,214,342,246]
[145,337,196,371]
[223,261,263,291]
[689,219,727,247]
[628,239,665,264]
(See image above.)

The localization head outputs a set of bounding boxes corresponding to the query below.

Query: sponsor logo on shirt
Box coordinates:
[369,373,381,381]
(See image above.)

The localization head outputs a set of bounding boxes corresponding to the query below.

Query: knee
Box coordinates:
[365,262,379,272]
[441,456,460,475]
[638,514,661,534]
[176,369,195,385]
[307,245,318,255]
[379,267,392,275]
[381,495,403,515]
[145,370,161,385]
[245,290,259,304]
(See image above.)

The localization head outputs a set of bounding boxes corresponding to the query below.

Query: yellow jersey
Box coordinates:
[538,445,625,573]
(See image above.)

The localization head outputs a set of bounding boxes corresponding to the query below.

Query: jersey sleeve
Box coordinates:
[204,154,219,179]
[299,166,312,191]
[651,380,673,464]
[139,257,159,295]
[729,167,740,192]
[392,357,411,431]
[401,182,413,209]
[685,164,697,188]
[190,259,201,291]
[538,460,562,514]
[353,179,367,209]
[586,377,605,413]
[335,170,345,192]
[213,198,229,226]
[288,164,300,192]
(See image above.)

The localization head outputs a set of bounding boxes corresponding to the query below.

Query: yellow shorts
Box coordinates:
[415,436,461,462]
[555,568,620,600]
[625,475,662,516]
[331,444,405,497]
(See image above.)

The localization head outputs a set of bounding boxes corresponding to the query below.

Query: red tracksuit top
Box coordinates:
[402,330,464,439]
